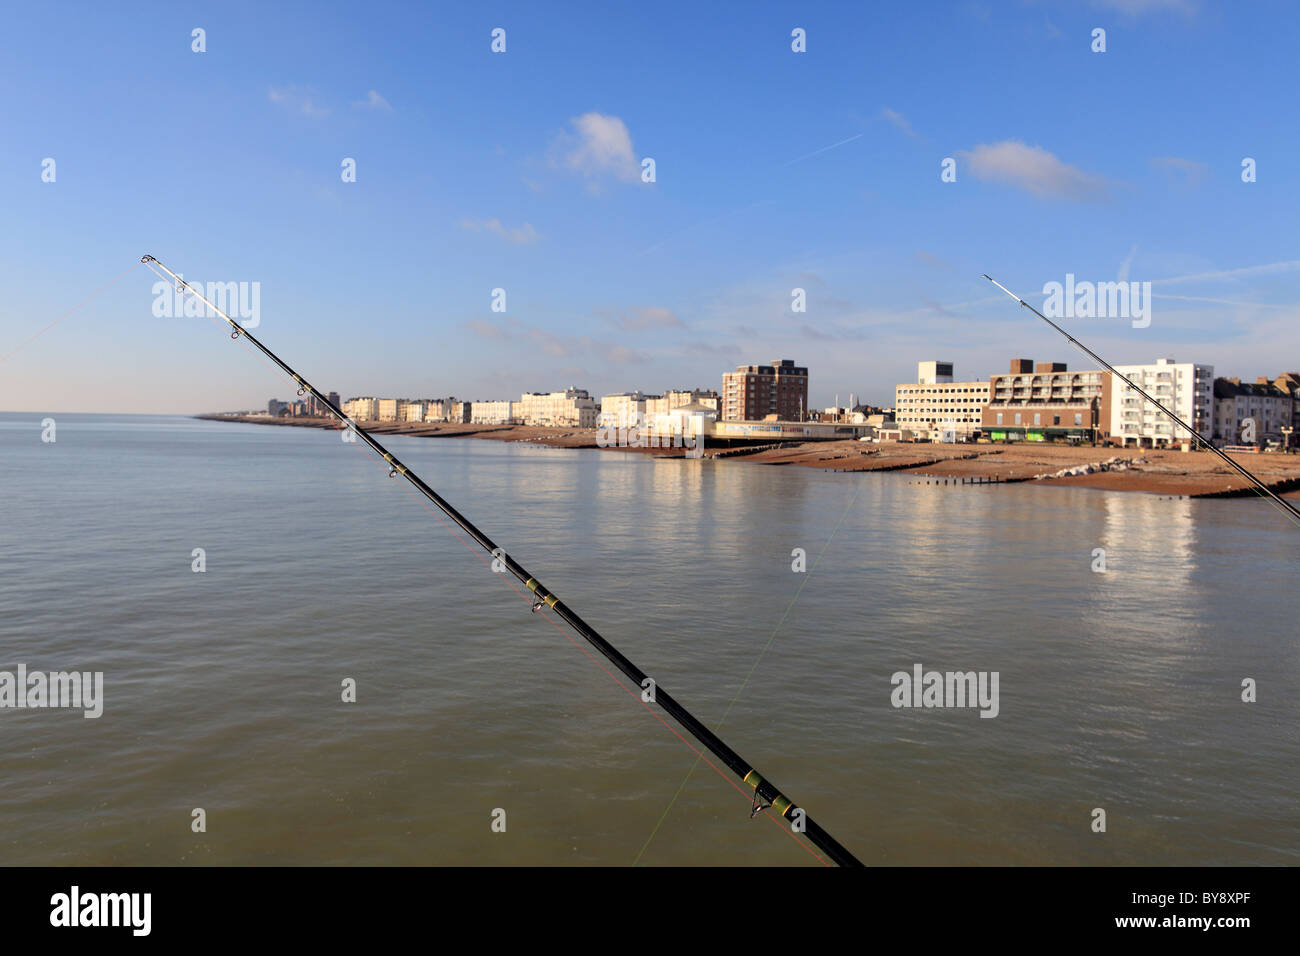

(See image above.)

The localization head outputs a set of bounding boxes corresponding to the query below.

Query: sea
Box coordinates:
[0,412,1296,866]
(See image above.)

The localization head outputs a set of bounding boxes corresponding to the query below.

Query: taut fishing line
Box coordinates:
[141,255,862,867]
[983,274,1300,528]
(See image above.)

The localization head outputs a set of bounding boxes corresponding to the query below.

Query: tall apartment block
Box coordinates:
[1108,358,1213,447]
[722,360,809,421]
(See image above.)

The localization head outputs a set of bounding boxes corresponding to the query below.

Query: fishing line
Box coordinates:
[0,260,144,365]
[983,274,1300,529]
[334,419,829,861]
[143,255,858,866]
[635,482,863,865]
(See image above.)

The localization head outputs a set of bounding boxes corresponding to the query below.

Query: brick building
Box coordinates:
[981,359,1110,442]
[721,360,809,421]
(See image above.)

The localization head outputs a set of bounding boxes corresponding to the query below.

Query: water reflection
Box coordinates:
[1,416,1296,866]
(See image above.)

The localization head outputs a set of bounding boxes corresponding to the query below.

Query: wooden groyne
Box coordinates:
[1190,475,1300,499]
[909,474,1027,485]
[710,442,793,459]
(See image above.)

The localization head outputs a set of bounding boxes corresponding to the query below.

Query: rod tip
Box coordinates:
[980,274,991,281]
[140,255,156,263]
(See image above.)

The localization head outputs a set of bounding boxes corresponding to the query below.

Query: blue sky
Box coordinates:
[2,0,1298,413]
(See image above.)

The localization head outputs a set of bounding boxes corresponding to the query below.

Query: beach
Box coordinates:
[198,414,1300,499]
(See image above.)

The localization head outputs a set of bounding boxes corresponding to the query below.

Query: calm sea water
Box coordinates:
[0,412,1296,866]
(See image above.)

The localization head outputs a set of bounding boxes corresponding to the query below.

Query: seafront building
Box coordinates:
[600,391,650,427]
[1212,378,1293,445]
[722,360,809,421]
[302,391,341,416]
[342,396,378,421]
[647,389,719,416]
[515,389,598,427]
[470,400,515,425]
[641,401,719,446]
[423,399,454,422]
[602,388,720,426]
[894,361,991,441]
[312,360,1298,450]
[980,359,1110,442]
[378,398,414,421]
[1107,358,1214,447]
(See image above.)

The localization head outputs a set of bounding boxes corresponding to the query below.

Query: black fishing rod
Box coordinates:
[141,255,862,867]
[983,274,1300,524]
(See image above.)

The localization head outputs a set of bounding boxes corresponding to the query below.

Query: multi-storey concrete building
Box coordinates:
[916,360,954,385]
[1108,358,1214,447]
[895,361,990,440]
[722,360,808,421]
[981,359,1109,442]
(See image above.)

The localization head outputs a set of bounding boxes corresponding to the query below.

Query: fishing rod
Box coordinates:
[140,255,862,867]
[982,274,1300,524]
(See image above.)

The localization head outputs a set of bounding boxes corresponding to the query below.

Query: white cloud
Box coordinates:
[462,317,646,364]
[1152,294,1295,309]
[556,112,641,183]
[355,90,392,111]
[915,250,954,271]
[268,85,330,118]
[1151,260,1300,286]
[879,108,916,137]
[459,218,541,244]
[602,306,686,332]
[1119,244,1138,282]
[1150,156,1207,186]
[959,140,1110,201]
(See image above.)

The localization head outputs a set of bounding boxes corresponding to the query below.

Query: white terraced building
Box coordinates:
[470,400,515,424]
[516,389,598,427]
[342,396,378,421]
[423,399,454,422]
[1211,377,1293,445]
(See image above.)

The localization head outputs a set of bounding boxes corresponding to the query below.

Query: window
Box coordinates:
[996,413,1003,425]
[1053,415,1060,425]
[1014,413,1022,425]
[1033,413,1041,426]
[1074,413,1083,426]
